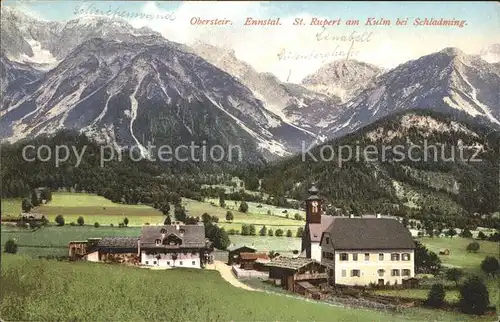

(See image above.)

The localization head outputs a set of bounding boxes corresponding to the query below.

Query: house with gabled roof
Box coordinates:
[300,185,416,286]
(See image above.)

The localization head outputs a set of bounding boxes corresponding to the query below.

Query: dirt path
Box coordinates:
[207,261,259,292]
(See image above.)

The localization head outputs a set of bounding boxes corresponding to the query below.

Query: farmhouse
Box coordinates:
[139,223,213,268]
[69,223,214,268]
[301,186,415,286]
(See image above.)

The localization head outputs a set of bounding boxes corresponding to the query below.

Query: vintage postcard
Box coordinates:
[0,1,499,321]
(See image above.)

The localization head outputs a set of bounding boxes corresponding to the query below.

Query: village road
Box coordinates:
[209,260,260,292]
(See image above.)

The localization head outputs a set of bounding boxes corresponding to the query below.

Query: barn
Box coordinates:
[266,257,328,292]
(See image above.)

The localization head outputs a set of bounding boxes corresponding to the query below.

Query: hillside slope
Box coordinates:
[261,110,499,216]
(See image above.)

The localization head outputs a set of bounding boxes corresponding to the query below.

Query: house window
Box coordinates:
[192,261,196,265]
[167,261,170,265]
[391,253,400,261]
[192,251,197,255]
[402,253,411,261]
[145,261,149,265]
[155,239,161,245]
[352,253,358,261]
[340,253,348,261]
[153,261,157,265]
[322,251,325,258]
[379,253,384,261]
[341,270,346,277]
[183,251,187,255]
[377,269,385,277]
[179,261,183,265]
[364,253,370,261]
[391,269,400,276]
[351,269,360,277]
[402,269,411,276]
[326,237,330,244]
[328,252,334,260]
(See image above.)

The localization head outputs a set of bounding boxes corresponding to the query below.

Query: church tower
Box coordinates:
[305,185,322,224]
[301,185,325,260]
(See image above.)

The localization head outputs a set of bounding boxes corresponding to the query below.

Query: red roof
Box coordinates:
[240,252,269,260]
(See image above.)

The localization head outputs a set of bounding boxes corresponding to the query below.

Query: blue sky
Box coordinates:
[3,1,499,82]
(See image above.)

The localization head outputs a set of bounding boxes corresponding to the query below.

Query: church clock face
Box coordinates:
[311,201,319,213]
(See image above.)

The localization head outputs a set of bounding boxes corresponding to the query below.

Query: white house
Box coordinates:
[300,185,415,286]
[139,223,212,269]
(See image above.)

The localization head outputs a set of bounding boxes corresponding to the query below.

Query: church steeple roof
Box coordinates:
[307,185,321,200]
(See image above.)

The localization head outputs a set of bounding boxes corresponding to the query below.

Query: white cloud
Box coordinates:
[126,2,499,83]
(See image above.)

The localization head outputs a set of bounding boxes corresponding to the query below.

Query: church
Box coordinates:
[300,186,416,286]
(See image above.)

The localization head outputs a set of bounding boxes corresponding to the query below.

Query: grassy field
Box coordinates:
[373,237,500,308]
[1,198,22,217]
[0,255,493,322]
[36,193,165,226]
[229,235,302,254]
[375,289,460,302]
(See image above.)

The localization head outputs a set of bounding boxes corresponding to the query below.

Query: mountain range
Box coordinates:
[1,7,499,163]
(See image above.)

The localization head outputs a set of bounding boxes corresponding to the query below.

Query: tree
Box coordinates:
[219,191,226,207]
[445,228,457,237]
[123,217,129,227]
[286,229,293,237]
[225,211,233,222]
[202,213,211,224]
[268,229,274,236]
[239,201,249,213]
[480,256,500,276]
[477,231,487,240]
[157,202,170,215]
[21,198,33,213]
[94,222,100,228]
[466,241,480,253]
[214,227,230,250]
[77,216,85,226]
[459,276,490,315]
[296,227,304,237]
[459,228,472,238]
[174,206,187,222]
[275,229,284,237]
[425,283,445,308]
[259,225,267,236]
[211,216,219,223]
[164,215,172,225]
[31,190,40,207]
[249,224,256,236]
[55,215,65,226]
[4,238,18,254]
[414,241,441,274]
[241,224,250,236]
[445,268,463,286]
[40,189,52,202]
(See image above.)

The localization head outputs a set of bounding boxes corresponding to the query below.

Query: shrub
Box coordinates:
[480,256,500,276]
[425,284,446,308]
[249,224,256,236]
[466,241,480,253]
[268,229,274,236]
[123,217,129,226]
[4,239,18,254]
[275,229,284,237]
[239,201,248,213]
[94,222,100,228]
[228,229,236,235]
[445,268,463,285]
[110,223,114,227]
[459,276,489,315]
[77,216,85,226]
[118,223,125,228]
[70,222,76,226]
[21,198,33,213]
[225,211,233,222]
[55,215,65,226]
[259,225,267,236]
[477,231,487,240]
[286,229,293,237]
[296,227,304,237]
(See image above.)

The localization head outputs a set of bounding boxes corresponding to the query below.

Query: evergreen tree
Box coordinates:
[164,215,172,225]
[425,283,445,308]
[77,216,85,226]
[459,276,490,315]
